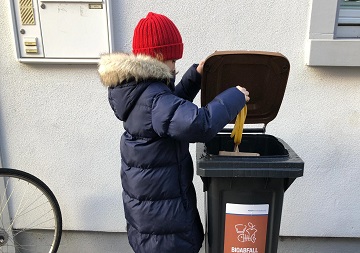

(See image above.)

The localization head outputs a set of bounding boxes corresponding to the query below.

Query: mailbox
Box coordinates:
[10,0,113,63]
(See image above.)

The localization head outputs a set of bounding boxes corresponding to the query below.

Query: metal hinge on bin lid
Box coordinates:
[201,51,290,125]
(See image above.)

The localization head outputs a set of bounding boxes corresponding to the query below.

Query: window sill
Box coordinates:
[306,0,360,66]
[307,39,360,66]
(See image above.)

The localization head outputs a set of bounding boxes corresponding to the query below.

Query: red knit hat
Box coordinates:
[132,12,183,60]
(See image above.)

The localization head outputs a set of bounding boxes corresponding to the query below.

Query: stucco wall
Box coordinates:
[1,0,360,239]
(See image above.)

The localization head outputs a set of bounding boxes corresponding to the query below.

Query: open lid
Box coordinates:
[201,51,290,125]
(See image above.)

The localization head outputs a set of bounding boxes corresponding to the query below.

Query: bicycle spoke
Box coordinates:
[0,168,62,253]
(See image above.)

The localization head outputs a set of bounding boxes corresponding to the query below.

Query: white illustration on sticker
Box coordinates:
[235,222,257,243]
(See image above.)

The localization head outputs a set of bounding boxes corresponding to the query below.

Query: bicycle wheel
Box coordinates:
[0,168,62,253]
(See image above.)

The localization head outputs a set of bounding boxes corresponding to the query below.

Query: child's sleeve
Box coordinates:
[174,64,201,102]
[152,87,246,143]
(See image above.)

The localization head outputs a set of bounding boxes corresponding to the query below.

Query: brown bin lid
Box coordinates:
[201,51,290,125]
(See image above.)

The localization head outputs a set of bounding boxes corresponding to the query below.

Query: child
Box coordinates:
[98,12,249,253]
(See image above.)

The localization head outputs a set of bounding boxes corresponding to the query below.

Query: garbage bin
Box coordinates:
[196,51,304,253]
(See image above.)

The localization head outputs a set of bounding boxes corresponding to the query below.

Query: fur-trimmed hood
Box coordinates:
[98,53,173,87]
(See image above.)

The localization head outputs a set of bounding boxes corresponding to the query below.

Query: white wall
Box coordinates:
[1,0,360,238]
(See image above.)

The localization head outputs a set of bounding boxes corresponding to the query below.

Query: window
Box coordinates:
[307,0,360,66]
[337,0,360,38]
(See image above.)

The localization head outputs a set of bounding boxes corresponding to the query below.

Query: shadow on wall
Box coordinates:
[110,1,132,52]
[0,92,9,168]
[65,191,125,232]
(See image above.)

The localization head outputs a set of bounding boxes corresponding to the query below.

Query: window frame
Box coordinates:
[306,0,360,66]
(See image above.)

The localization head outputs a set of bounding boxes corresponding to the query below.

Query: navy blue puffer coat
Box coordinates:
[98,53,246,253]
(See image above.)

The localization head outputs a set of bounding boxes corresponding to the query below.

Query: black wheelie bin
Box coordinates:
[196,51,304,253]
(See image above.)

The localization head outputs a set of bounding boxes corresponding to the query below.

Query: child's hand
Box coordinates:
[196,60,205,75]
[236,86,250,102]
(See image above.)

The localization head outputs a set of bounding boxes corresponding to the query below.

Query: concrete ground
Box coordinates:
[55,231,360,253]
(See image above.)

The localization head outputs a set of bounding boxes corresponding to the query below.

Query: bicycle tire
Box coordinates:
[0,168,62,253]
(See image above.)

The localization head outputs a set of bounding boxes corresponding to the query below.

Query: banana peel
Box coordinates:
[230,105,247,151]
[218,105,259,156]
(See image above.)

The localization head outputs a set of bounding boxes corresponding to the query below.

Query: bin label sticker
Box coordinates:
[224,203,269,253]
